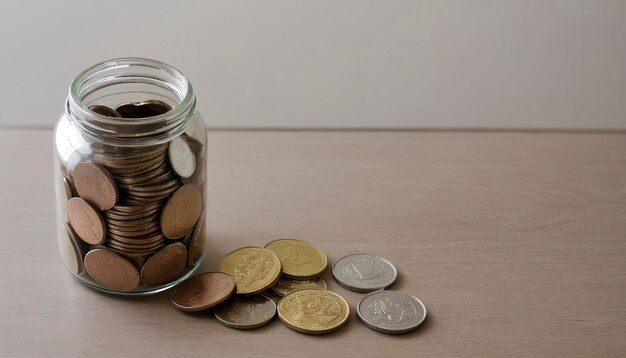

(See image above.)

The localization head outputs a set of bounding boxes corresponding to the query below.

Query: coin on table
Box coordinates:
[168,136,196,179]
[270,276,327,297]
[160,184,203,239]
[89,105,122,117]
[171,272,236,312]
[72,161,118,210]
[84,248,140,292]
[277,289,349,335]
[214,294,277,330]
[264,238,327,280]
[59,224,82,274]
[140,243,188,286]
[67,197,106,245]
[357,291,426,335]
[332,254,398,292]
[219,247,282,295]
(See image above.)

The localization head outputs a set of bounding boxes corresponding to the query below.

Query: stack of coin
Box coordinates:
[60,101,205,293]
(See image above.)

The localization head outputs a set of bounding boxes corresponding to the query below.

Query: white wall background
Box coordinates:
[1,0,625,129]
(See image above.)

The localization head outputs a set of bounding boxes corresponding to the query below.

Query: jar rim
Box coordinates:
[67,57,196,146]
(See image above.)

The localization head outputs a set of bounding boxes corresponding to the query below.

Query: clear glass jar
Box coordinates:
[54,58,207,295]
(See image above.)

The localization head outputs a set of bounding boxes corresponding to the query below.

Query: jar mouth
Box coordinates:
[67,57,196,147]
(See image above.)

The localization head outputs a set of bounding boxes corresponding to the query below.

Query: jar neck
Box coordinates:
[66,58,196,147]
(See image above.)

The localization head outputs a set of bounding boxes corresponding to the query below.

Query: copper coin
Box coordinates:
[59,224,83,274]
[108,226,161,238]
[67,197,106,245]
[89,105,122,117]
[61,176,74,200]
[125,179,180,193]
[188,217,205,266]
[134,101,172,117]
[168,136,196,179]
[171,272,236,312]
[84,248,140,292]
[72,162,118,210]
[115,103,143,118]
[104,207,160,221]
[160,184,203,239]
[109,202,161,214]
[140,243,188,286]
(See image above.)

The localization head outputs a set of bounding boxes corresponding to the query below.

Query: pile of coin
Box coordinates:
[58,101,206,292]
[169,238,427,335]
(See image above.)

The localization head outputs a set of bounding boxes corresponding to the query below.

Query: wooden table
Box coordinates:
[1,129,625,357]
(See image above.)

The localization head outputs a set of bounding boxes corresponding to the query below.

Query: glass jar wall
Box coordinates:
[54,58,206,295]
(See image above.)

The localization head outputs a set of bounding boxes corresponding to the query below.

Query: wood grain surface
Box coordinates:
[1,129,625,357]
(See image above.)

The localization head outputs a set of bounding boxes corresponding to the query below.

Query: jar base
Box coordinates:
[67,253,205,296]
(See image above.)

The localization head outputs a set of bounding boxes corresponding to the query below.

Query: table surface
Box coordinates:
[1,129,625,357]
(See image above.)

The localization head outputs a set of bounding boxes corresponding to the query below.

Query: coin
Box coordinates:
[332,254,397,292]
[135,100,172,117]
[67,197,106,245]
[187,216,205,266]
[214,294,276,330]
[277,289,349,335]
[270,276,327,297]
[84,248,140,292]
[140,243,188,286]
[168,136,196,179]
[219,247,282,295]
[160,184,203,239]
[72,162,118,210]
[264,239,328,280]
[61,176,74,200]
[171,272,235,312]
[59,224,82,274]
[89,105,121,117]
[357,291,426,334]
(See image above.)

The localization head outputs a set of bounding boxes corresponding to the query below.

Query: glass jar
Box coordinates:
[54,58,207,295]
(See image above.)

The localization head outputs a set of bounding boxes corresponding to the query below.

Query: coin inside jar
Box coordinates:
[160,184,203,239]
[140,243,188,286]
[89,105,122,117]
[72,161,118,210]
[84,248,140,292]
[171,272,236,312]
[67,197,106,245]
[168,136,196,178]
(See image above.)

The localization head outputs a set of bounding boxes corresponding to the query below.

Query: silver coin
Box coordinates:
[168,136,196,179]
[213,294,276,330]
[357,291,426,334]
[332,254,397,292]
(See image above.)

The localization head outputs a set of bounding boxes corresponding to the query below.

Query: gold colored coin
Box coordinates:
[160,184,203,239]
[84,248,140,292]
[72,162,118,210]
[271,276,327,297]
[264,238,328,280]
[67,197,106,245]
[277,289,349,335]
[219,247,282,295]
